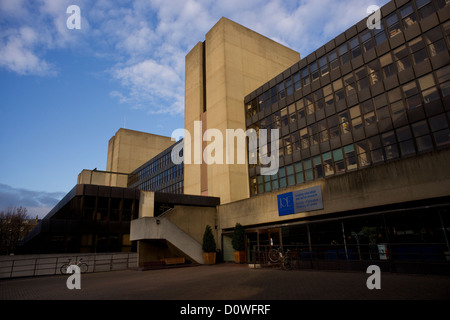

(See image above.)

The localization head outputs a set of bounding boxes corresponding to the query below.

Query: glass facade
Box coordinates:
[128,139,184,194]
[19,184,139,254]
[246,0,450,196]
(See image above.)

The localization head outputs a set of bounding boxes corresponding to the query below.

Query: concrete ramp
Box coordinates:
[130,217,204,264]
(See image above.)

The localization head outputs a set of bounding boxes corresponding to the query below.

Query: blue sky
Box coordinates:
[0,0,389,218]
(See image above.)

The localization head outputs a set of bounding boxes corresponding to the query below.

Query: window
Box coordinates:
[286,165,295,186]
[403,80,419,98]
[396,126,416,156]
[273,171,280,190]
[428,38,447,57]
[441,81,450,97]
[264,174,272,192]
[322,152,334,176]
[412,120,433,152]
[344,144,357,170]
[350,105,363,130]
[416,0,435,19]
[409,37,429,65]
[259,91,270,112]
[391,100,406,124]
[386,12,401,38]
[388,86,401,103]
[332,148,345,173]
[292,132,300,151]
[281,107,289,127]
[334,80,345,102]
[319,56,329,76]
[349,37,361,58]
[305,95,314,115]
[400,3,417,29]
[364,111,377,127]
[289,103,297,123]
[381,131,399,160]
[413,48,429,64]
[293,72,301,91]
[369,136,384,163]
[339,43,350,65]
[367,60,381,85]
[394,45,412,72]
[272,111,281,129]
[374,92,388,109]
[418,73,439,104]
[284,136,293,156]
[377,105,390,121]
[323,83,332,97]
[339,111,351,134]
[297,103,306,123]
[361,30,374,52]
[328,115,340,139]
[295,162,304,184]
[310,62,319,81]
[436,0,450,9]
[380,53,396,78]
[374,25,387,45]
[257,176,264,193]
[424,26,448,58]
[301,67,310,86]
[300,128,309,149]
[329,51,339,70]
[309,124,319,146]
[286,77,293,96]
[409,36,425,52]
[445,21,450,42]
[323,84,334,113]
[318,119,329,142]
[270,86,278,104]
[344,73,356,96]
[355,67,369,90]
[303,159,313,181]
[429,113,450,147]
[313,156,323,179]
[355,141,371,167]
[278,82,286,100]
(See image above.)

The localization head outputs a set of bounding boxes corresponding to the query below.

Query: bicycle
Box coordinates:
[268,247,292,270]
[60,258,88,274]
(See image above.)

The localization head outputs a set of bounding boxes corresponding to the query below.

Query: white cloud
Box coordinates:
[0,27,57,76]
[1,0,390,110]
[0,184,65,219]
[111,59,185,115]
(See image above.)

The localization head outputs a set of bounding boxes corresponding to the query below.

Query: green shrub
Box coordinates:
[202,225,216,252]
[232,223,245,251]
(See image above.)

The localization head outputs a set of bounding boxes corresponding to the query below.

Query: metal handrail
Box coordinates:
[0,252,137,279]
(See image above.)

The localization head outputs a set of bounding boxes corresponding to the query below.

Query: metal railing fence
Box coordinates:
[250,243,450,274]
[0,252,137,279]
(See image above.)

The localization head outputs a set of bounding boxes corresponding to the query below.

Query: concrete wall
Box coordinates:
[218,148,450,231]
[138,191,155,218]
[106,128,174,187]
[184,17,300,204]
[77,170,110,186]
[166,205,217,245]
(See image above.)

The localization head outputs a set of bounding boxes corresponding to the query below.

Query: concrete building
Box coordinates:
[21,0,450,274]
[184,17,300,202]
[132,0,450,273]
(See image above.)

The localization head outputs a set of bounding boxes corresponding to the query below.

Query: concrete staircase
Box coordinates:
[130,216,204,264]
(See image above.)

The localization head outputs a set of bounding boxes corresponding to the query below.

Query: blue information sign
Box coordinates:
[277,185,323,216]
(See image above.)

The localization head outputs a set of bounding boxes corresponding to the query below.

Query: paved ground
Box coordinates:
[1,263,449,301]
